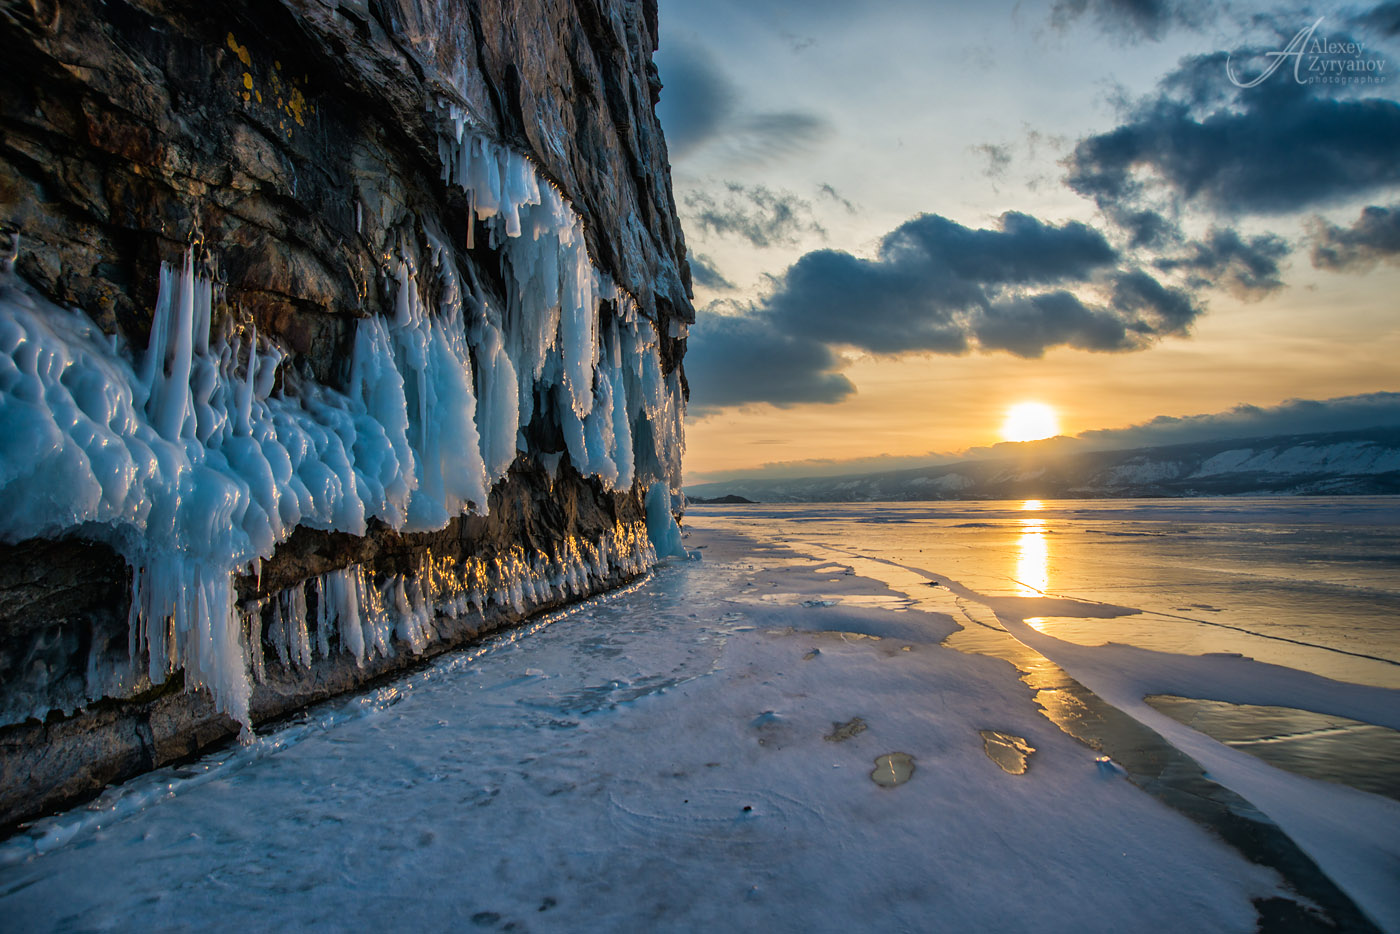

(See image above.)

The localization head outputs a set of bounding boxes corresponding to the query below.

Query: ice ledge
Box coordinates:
[0,521,656,834]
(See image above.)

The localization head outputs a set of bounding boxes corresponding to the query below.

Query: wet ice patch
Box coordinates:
[978,730,1036,775]
[1145,695,1400,802]
[870,752,915,788]
[824,717,867,743]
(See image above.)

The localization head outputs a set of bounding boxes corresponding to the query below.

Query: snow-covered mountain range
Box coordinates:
[686,426,1400,502]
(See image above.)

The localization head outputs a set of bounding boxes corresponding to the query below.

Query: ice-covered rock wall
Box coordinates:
[0,0,693,827]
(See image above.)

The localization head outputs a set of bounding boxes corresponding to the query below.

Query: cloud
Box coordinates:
[683,210,1206,412]
[687,451,959,485]
[708,112,830,166]
[687,253,735,291]
[881,211,1119,284]
[684,311,855,414]
[779,31,816,52]
[654,42,735,158]
[1107,268,1198,328]
[817,183,857,214]
[1069,391,1400,451]
[656,40,827,163]
[760,211,1197,359]
[973,288,1154,356]
[684,184,826,247]
[1354,2,1400,37]
[1065,51,1400,219]
[1049,0,1211,41]
[1153,227,1290,299]
[971,142,1013,180]
[1309,203,1400,271]
[1118,208,1181,248]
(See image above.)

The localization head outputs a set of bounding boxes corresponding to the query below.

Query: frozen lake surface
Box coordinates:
[3,498,1398,932]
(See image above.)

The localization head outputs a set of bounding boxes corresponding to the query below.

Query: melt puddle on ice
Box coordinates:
[869,752,915,787]
[823,716,867,742]
[979,730,1036,775]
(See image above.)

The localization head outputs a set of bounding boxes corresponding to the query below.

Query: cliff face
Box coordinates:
[0,0,692,829]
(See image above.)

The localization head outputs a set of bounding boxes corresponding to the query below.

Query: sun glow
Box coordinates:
[1002,402,1059,443]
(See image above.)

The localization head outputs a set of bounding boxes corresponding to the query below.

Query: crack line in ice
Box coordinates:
[768,534,1400,929]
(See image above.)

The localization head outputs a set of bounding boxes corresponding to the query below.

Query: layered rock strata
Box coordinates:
[0,0,692,830]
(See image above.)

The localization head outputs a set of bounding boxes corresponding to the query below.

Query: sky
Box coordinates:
[654,0,1400,482]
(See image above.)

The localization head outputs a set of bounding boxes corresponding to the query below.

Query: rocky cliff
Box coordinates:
[0,0,693,831]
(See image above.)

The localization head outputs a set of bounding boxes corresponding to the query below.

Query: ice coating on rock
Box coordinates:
[645,480,687,559]
[245,520,655,678]
[435,114,683,488]
[0,127,684,726]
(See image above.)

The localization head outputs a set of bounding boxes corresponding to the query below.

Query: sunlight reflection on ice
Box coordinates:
[1016,520,1048,596]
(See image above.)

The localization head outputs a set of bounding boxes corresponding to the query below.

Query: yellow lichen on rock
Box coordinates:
[286,84,307,126]
[225,32,251,66]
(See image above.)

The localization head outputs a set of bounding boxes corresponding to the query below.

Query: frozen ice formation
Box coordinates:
[646,479,688,559]
[248,522,655,684]
[0,129,684,728]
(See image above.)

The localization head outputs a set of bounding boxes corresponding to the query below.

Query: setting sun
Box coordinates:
[1002,402,1059,442]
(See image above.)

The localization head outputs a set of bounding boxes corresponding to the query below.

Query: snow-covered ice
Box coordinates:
[7,500,1396,931]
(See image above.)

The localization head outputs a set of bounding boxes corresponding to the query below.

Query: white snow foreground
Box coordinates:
[0,130,685,728]
[0,527,1290,932]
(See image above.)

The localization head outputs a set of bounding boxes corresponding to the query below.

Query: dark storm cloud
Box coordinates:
[973,291,1144,356]
[759,211,1194,358]
[684,184,825,248]
[684,312,855,414]
[1049,0,1211,41]
[1353,1,1400,37]
[1119,208,1181,248]
[1309,203,1400,270]
[656,41,827,163]
[1108,268,1199,327]
[1153,228,1290,299]
[654,42,735,157]
[1065,52,1400,218]
[684,210,1208,410]
[687,253,735,291]
[764,245,973,355]
[878,211,1119,285]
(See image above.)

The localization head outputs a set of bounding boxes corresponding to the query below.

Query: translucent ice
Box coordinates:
[0,124,684,727]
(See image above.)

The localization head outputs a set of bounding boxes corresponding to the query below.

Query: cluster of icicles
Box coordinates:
[249,523,655,683]
[0,128,685,729]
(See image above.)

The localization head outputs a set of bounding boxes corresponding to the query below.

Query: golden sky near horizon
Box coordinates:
[657,0,1400,482]
[684,263,1400,477]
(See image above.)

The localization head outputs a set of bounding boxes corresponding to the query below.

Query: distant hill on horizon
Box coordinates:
[684,426,1400,503]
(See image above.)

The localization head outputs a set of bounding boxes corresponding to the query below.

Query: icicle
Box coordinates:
[0,109,690,728]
